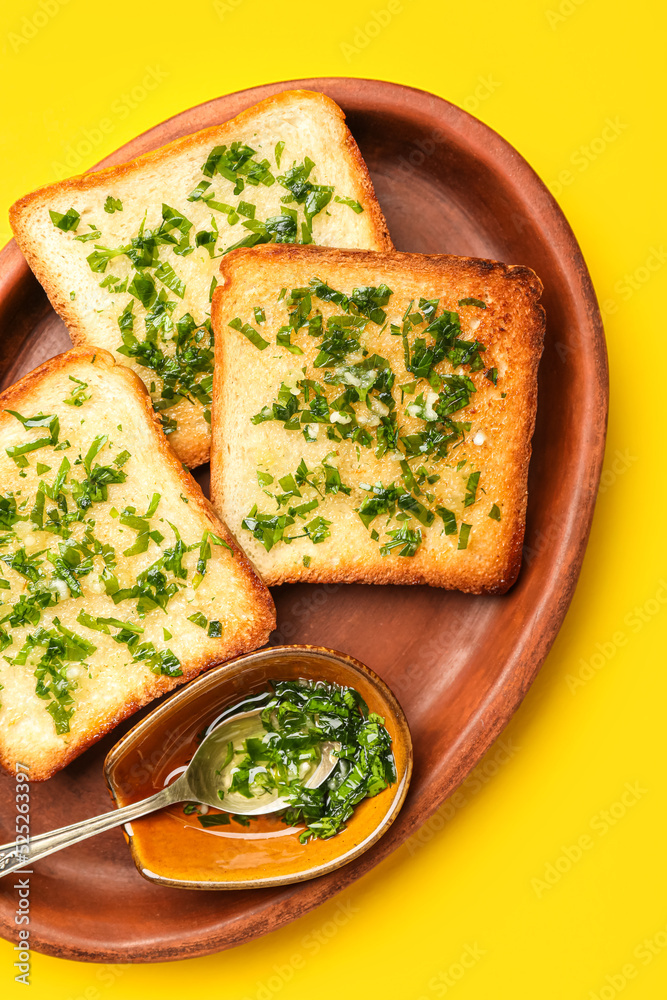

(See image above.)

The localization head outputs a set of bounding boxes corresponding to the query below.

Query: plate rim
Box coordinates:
[0,75,608,963]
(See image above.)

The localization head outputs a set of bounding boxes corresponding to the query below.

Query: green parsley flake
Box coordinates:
[464,471,480,507]
[104,196,123,214]
[229,316,270,350]
[64,376,91,408]
[49,207,80,232]
[334,195,363,214]
[458,523,472,549]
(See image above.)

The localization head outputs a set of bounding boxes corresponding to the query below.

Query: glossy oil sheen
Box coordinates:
[0,78,608,962]
[104,648,411,889]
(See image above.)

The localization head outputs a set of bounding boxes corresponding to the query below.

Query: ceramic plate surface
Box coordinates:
[0,77,607,962]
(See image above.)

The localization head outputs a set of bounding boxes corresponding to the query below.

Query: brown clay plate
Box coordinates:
[0,77,608,962]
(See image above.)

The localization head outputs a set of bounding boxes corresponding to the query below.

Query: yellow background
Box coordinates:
[1,0,666,996]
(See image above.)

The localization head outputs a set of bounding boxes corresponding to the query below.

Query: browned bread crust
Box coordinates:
[0,348,275,780]
[210,245,545,594]
[9,91,392,469]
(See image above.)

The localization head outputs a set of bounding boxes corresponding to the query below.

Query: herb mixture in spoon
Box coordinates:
[186,679,396,843]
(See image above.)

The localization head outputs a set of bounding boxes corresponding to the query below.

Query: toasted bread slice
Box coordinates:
[0,349,274,780]
[9,91,392,470]
[210,245,545,594]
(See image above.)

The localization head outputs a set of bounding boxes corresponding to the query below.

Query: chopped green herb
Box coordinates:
[63,376,91,408]
[436,507,457,535]
[237,200,256,219]
[464,471,480,507]
[76,611,144,635]
[5,410,60,462]
[276,327,304,355]
[202,142,275,188]
[192,530,233,589]
[155,261,186,299]
[458,297,486,309]
[458,523,472,549]
[489,504,501,521]
[198,812,232,827]
[334,195,363,214]
[74,224,102,244]
[303,516,331,544]
[380,526,422,558]
[49,207,80,232]
[128,270,157,308]
[104,196,123,214]
[242,506,293,552]
[229,316,270,350]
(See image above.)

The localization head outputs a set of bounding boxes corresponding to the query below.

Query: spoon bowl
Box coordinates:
[186,705,341,816]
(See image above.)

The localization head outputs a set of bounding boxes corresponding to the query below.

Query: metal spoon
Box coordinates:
[0,707,340,878]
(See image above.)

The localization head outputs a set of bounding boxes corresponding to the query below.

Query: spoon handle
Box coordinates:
[0,776,189,878]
